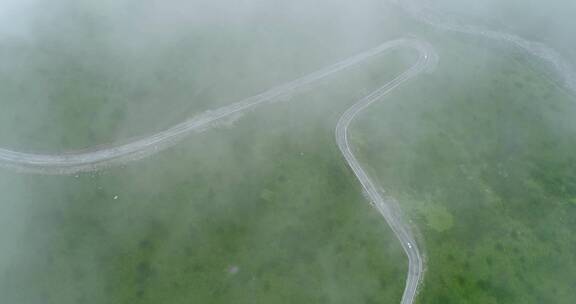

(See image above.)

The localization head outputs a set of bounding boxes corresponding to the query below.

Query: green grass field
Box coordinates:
[353,30,576,303]
[0,52,413,303]
[0,1,575,303]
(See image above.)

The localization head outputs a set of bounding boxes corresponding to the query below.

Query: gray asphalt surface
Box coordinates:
[0,39,434,175]
[335,40,435,304]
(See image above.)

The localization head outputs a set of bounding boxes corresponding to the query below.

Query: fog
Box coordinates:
[0,0,36,38]
[0,1,575,303]
[412,0,576,70]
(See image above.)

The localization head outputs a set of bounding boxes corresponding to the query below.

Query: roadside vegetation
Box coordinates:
[353,32,576,303]
[0,1,575,303]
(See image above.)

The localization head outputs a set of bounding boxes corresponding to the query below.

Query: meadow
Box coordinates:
[0,1,575,303]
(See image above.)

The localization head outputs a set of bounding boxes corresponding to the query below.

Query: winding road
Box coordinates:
[335,40,435,304]
[1,1,574,303]
[0,39,435,177]
[0,38,435,303]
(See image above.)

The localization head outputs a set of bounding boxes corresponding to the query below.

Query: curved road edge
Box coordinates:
[0,39,435,176]
[336,40,435,304]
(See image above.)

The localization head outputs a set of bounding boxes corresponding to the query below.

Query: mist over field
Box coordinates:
[425,0,576,58]
[0,1,575,303]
